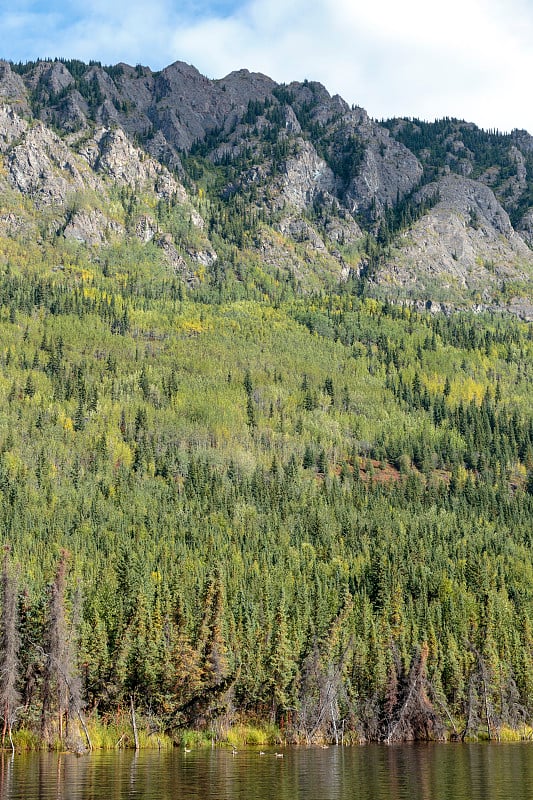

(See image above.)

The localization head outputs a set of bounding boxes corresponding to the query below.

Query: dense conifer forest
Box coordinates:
[1,234,533,749]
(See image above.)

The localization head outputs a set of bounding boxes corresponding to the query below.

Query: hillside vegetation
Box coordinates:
[1,239,533,746]
[1,58,533,749]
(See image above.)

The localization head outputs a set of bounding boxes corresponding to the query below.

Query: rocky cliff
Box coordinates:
[1,57,532,309]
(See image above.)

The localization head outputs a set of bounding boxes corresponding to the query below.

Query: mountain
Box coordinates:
[1,58,533,313]
[4,58,533,748]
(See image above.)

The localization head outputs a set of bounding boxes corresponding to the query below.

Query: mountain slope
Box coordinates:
[3,58,533,747]
[1,57,533,309]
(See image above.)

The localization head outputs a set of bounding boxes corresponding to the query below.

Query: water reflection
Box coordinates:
[0,753,14,800]
[3,743,533,799]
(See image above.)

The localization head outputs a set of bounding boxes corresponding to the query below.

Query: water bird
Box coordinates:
[275,752,284,758]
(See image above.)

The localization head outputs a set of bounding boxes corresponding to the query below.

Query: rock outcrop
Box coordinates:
[4,116,100,206]
[63,209,123,245]
[280,141,336,210]
[379,174,533,300]
[342,108,423,216]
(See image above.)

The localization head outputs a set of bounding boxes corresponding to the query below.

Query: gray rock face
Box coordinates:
[0,211,33,238]
[282,85,423,216]
[216,69,277,114]
[288,80,350,126]
[0,61,29,108]
[124,61,277,153]
[511,129,533,154]
[5,59,242,159]
[278,215,328,252]
[0,95,215,273]
[57,93,90,133]
[518,209,533,248]
[4,116,99,205]
[156,233,204,286]
[324,211,362,247]
[343,109,423,215]
[418,174,514,236]
[377,174,533,300]
[64,209,124,245]
[492,146,530,210]
[135,214,159,243]
[187,247,217,267]
[77,126,188,201]
[280,141,336,209]
[0,105,28,150]
[38,61,75,95]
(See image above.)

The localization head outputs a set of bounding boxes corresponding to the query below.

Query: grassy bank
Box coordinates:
[8,717,284,753]
[8,718,533,753]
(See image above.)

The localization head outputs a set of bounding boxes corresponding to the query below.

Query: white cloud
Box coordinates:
[1,0,532,133]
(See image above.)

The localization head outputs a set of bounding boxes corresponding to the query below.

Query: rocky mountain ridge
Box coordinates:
[1,57,533,312]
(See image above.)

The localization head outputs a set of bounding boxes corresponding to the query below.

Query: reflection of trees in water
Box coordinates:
[55,754,62,800]
[129,750,138,798]
[0,753,14,800]
[385,745,434,800]
[9,744,533,800]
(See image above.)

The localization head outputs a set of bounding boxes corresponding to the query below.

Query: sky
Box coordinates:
[1,0,532,134]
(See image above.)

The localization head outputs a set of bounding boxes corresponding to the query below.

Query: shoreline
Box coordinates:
[5,721,533,754]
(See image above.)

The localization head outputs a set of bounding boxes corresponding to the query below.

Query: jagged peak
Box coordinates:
[219,68,275,85]
[160,60,209,81]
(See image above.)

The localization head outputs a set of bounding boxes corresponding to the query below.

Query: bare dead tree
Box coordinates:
[294,636,353,744]
[41,551,68,742]
[500,673,527,730]
[382,648,401,739]
[294,642,328,744]
[41,550,86,748]
[459,672,481,741]
[0,548,21,752]
[384,644,445,743]
[294,593,355,744]
[130,695,139,751]
[65,585,88,752]
[463,642,499,741]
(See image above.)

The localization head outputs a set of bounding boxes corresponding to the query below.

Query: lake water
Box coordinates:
[2,743,533,799]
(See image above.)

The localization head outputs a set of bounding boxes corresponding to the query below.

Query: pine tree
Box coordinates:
[266,593,296,723]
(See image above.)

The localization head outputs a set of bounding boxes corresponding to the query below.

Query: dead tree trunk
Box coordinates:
[130,696,139,751]
[466,642,496,741]
[0,548,20,749]
[384,644,444,743]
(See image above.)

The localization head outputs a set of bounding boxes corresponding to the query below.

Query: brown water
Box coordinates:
[2,743,533,799]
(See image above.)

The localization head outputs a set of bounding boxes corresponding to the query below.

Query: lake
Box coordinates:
[2,743,533,799]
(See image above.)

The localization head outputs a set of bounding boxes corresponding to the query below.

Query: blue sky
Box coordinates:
[1,0,532,134]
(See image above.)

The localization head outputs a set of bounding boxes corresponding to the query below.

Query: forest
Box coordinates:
[1,224,533,751]
[2,54,533,756]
